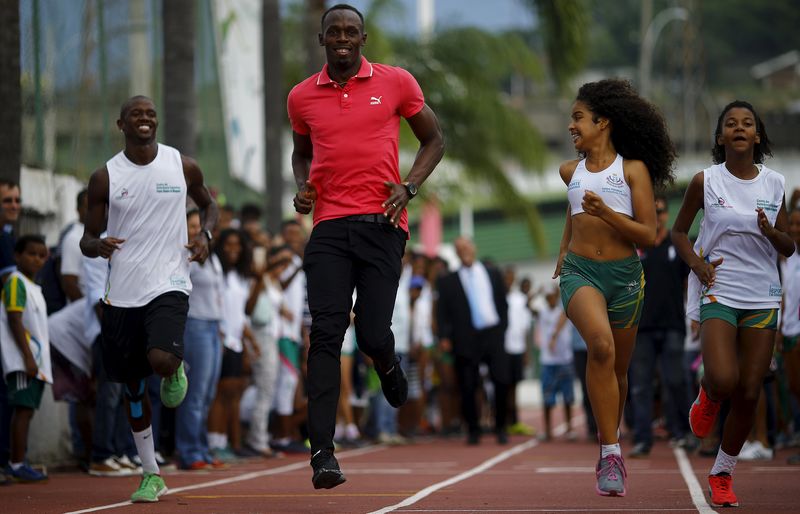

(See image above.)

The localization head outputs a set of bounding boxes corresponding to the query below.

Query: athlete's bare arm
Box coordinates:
[80,166,125,259]
[182,155,218,264]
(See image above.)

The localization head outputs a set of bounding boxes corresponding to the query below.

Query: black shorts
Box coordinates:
[509,353,524,385]
[100,291,189,383]
[220,347,244,378]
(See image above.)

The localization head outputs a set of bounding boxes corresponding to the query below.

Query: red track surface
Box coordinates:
[2,409,797,514]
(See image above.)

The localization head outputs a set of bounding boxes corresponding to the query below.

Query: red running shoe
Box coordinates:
[689,387,720,438]
[708,473,738,507]
[182,461,208,471]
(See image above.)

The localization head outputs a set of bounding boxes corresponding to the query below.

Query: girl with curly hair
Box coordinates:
[553,78,676,497]
[672,101,793,507]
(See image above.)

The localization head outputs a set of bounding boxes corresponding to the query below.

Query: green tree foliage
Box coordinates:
[520,0,588,90]
[583,0,800,91]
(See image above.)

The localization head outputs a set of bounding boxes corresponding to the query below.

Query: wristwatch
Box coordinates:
[202,229,213,242]
[403,182,418,199]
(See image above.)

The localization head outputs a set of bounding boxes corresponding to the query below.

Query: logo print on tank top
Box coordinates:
[606,174,624,187]
[114,187,135,201]
[712,196,733,209]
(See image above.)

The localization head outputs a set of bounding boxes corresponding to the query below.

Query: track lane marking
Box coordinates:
[367,420,579,514]
[62,444,386,514]
[673,447,717,514]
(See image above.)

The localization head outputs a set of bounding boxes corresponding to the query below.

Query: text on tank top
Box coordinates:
[567,154,633,217]
[693,163,784,310]
[105,143,191,307]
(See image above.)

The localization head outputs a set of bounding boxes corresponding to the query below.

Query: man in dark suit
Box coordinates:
[437,237,510,445]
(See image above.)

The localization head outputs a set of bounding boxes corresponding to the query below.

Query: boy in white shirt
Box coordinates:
[537,285,575,441]
[0,235,50,482]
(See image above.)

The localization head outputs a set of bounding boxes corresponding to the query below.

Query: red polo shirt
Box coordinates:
[287,56,425,233]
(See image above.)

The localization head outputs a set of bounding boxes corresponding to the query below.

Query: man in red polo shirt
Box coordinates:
[288,3,444,490]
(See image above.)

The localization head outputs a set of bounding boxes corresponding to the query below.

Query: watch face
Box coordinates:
[406,183,418,197]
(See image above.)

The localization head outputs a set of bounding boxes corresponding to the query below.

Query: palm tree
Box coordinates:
[0,0,21,184]
[391,1,587,253]
[163,0,196,155]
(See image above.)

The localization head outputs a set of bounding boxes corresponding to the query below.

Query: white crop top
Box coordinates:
[567,154,633,217]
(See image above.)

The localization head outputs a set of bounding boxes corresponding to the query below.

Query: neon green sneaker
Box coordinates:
[160,362,188,408]
[130,472,167,503]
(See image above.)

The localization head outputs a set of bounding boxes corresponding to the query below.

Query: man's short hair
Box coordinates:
[0,180,19,191]
[281,219,302,232]
[240,203,262,222]
[321,3,364,30]
[119,95,154,119]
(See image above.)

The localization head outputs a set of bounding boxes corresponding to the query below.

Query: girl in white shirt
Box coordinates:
[672,101,793,507]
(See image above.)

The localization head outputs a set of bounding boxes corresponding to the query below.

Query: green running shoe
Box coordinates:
[131,472,167,503]
[160,362,188,408]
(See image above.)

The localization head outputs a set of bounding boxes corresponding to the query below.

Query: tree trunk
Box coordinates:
[162,0,196,155]
[304,0,326,76]
[263,0,284,233]
[0,0,21,183]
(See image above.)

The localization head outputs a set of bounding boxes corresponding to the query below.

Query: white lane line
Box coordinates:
[397,509,698,512]
[672,447,717,514]
[366,438,539,514]
[403,507,694,513]
[63,445,386,514]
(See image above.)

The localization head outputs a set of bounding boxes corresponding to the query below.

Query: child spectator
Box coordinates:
[537,285,575,441]
[0,235,50,482]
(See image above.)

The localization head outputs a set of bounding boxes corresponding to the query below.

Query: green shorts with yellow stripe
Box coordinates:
[700,303,778,330]
[559,252,645,330]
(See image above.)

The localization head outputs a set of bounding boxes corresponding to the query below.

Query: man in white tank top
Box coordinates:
[80,96,219,503]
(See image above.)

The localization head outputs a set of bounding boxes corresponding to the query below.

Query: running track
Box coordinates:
[4,411,797,513]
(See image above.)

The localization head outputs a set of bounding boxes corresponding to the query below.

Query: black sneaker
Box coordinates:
[311,450,346,490]
[378,355,408,408]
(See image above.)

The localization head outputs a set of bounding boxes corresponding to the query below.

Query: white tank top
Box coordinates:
[105,144,191,307]
[781,252,800,336]
[567,154,633,217]
[693,163,784,310]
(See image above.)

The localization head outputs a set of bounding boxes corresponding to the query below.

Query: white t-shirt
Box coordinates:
[391,266,412,354]
[48,299,93,375]
[781,252,800,337]
[82,251,108,345]
[505,289,532,355]
[105,144,191,307]
[694,163,785,309]
[279,256,305,342]
[220,271,250,352]
[0,271,52,383]
[411,285,434,350]
[537,303,573,366]
[60,222,85,296]
[188,254,224,321]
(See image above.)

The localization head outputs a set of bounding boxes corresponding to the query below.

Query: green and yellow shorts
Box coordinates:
[559,252,645,330]
[700,303,778,330]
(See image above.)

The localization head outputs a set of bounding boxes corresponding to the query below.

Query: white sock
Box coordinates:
[345,423,360,440]
[10,462,23,471]
[132,426,159,474]
[208,432,225,450]
[710,448,737,476]
[601,443,622,458]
